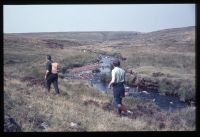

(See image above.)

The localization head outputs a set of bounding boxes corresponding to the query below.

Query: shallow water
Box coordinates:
[90,55,189,112]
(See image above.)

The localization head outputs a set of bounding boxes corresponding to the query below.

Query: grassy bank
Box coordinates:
[4,75,196,131]
[119,46,195,102]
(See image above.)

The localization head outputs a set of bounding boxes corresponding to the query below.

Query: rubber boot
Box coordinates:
[117,107,122,116]
[119,105,128,113]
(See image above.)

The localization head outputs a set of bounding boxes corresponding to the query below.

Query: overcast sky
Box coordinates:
[3,4,195,33]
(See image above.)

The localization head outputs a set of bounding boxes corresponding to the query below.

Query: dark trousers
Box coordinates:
[112,82,125,107]
[46,73,60,94]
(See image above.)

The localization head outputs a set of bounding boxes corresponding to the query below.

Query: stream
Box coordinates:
[65,55,189,112]
[90,55,189,112]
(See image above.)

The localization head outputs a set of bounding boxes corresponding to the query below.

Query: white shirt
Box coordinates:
[111,67,125,83]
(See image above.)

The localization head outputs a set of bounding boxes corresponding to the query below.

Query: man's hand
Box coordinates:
[45,70,49,80]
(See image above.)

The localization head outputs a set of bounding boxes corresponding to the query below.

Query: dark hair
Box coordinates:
[47,55,51,60]
[112,59,120,67]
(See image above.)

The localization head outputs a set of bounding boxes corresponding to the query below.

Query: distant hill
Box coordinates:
[4,31,142,42]
[141,26,195,46]
[4,26,195,48]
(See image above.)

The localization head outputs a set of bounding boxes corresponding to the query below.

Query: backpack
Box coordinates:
[51,62,59,74]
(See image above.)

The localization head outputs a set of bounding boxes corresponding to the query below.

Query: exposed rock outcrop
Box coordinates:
[125,73,159,92]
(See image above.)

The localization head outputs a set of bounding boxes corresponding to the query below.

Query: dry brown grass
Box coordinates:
[4,76,195,131]
[4,32,195,131]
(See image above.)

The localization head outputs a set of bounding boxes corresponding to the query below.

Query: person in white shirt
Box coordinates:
[108,59,127,116]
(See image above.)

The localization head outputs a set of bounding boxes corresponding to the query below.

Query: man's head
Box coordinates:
[46,55,51,61]
[112,59,120,67]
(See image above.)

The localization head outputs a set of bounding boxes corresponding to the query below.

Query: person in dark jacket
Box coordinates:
[45,55,60,95]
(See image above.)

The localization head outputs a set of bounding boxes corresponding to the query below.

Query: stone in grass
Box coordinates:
[70,122,86,131]
[40,122,49,130]
[70,122,79,128]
